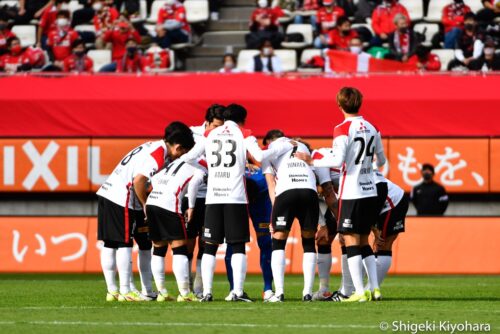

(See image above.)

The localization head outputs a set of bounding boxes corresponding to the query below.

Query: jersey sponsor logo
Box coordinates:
[359,180,375,192]
[342,219,352,228]
[276,217,286,226]
[204,228,211,238]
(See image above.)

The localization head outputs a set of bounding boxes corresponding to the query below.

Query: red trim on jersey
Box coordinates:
[150,146,166,170]
[336,164,347,230]
[124,183,132,243]
[203,129,212,137]
[331,168,340,173]
[175,176,193,239]
[198,159,208,169]
[333,121,351,139]
[312,151,324,160]
[382,196,395,239]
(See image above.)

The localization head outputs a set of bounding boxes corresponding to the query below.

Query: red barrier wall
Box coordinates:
[1,74,499,138]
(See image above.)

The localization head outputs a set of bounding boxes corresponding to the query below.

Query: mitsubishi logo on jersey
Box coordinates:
[221,126,231,134]
[359,122,367,131]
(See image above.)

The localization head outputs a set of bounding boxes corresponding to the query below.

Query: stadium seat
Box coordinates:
[184,0,209,24]
[237,49,297,72]
[413,23,439,46]
[74,25,96,33]
[399,0,424,21]
[281,24,313,49]
[68,0,84,13]
[87,49,112,72]
[426,0,449,22]
[431,49,454,71]
[11,25,36,47]
[463,0,484,13]
[148,0,167,23]
[139,0,148,20]
[145,47,176,71]
[298,48,322,73]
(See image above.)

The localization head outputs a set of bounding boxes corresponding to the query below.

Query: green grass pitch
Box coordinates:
[0,274,499,334]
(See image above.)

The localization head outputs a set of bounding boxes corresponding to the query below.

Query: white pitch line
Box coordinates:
[0,320,377,329]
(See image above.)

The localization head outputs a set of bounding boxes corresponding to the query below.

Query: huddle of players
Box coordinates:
[96,87,409,303]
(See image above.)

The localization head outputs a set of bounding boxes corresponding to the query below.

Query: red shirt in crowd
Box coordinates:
[47,28,80,61]
[249,8,280,30]
[0,29,16,53]
[25,46,46,67]
[93,7,120,34]
[371,3,410,36]
[327,28,358,50]
[144,49,171,71]
[39,5,59,36]
[157,3,191,33]
[408,53,441,71]
[442,3,471,33]
[0,50,32,72]
[103,28,141,61]
[317,6,345,34]
[302,0,320,11]
[63,54,94,73]
[116,54,148,73]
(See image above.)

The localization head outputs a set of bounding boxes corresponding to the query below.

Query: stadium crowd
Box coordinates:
[0,0,498,73]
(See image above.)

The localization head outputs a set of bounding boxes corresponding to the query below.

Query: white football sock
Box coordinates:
[303,252,316,296]
[377,255,392,285]
[201,254,216,295]
[363,255,379,291]
[317,252,332,292]
[173,254,190,296]
[100,247,117,293]
[271,250,285,296]
[231,253,247,296]
[339,254,354,296]
[193,257,203,294]
[347,255,365,295]
[151,254,166,293]
[137,249,153,294]
[116,247,132,295]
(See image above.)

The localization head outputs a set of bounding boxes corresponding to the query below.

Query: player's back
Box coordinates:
[204,121,248,205]
[374,170,405,213]
[335,116,382,200]
[97,140,166,209]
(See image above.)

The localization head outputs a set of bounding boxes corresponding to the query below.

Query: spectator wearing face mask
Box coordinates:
[155,0,191,48]
[143,45,172,72]
[101,19,141,65]
[324,36,371,73]
[326,16,358,50]
[46,10,80,68]
[411,164,449,216]
[38,0,71,49]
[93,0,119,38]
[468,37,500,71]
[246,39,282,73]
[386,13,417,62]
[246,0,283,49]
[371,0,410,46]
[442,0,472,49]
[0,36,33,73]
[408,45,441,71]
[219,53,239,73]
[314,0,345,48]
[448,13,484,70]
[0,13,16,55]
[62,38,93,73]
[115,38,148,73]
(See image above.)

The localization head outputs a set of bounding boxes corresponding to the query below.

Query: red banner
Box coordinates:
[326,50,417,73]
[0,74,499,138]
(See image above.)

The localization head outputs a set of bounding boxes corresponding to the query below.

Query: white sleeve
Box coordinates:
[473,39,484,59]
[312,135,347,168]
[261,158,275,176]
[180,138,205,164]
[455,49,465,62]
[187,169,205,209]
[314,167,331,185]
[374,132,386,167]
[134,155,160,179]
[245,136,293,163]
[246,58,255,73]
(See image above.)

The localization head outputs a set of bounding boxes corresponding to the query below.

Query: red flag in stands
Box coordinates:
[325,50,417,73]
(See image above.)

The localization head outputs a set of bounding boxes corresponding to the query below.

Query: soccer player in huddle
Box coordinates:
[297,87,386,302]
[180,104,294,302]
[96,121,194,302]
[262,130,327,302]
[145,128,206,302]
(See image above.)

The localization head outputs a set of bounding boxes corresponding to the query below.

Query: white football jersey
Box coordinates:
[180,120,293,204]
[146,159,205,213]
[97,140,167,210]
[190,123,208,198]
[312,116,386,200]
[312,148,341,189]
[374,170,405,214]
[262,138,317,197]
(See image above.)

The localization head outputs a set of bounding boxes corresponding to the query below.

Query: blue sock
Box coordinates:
[257,234,273,292]
[224,244,234,291]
